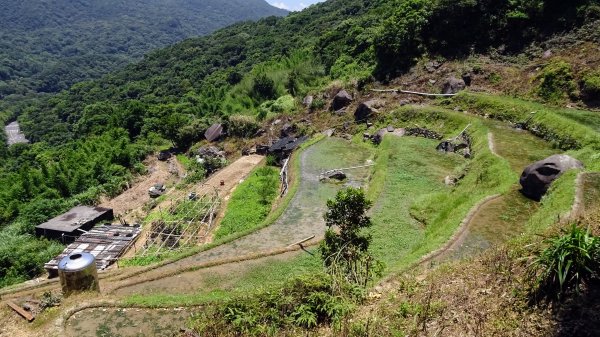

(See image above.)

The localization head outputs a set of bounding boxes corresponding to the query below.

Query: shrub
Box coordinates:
[270,95,296,113]
[227,114,260,138]
[183,161,207,184]
[321,187,383,288]
[191,274,357,335]
[251,73,277,100]
[530,224,600,300]
[535,60,578,102]
[266,154,278,166]
[310,98,326,110]
[582,70,600,100]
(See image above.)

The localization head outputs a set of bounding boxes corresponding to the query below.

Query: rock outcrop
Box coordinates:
[520,154,584,200]
[354,99,385,122]
[331,90,353,111]
[320,170,347,182]
[303,95,314,108]
[441,77,466,94]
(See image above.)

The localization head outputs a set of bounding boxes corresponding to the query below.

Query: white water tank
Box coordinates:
[58,253,100,297]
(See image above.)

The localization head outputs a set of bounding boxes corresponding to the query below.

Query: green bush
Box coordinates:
[183,161,207,184]
[530,224,600,300]
[190,273,357,335]
[0,233,64,288]
[270,95,296,113]
[251,73,277,100]
[582,70,600,99]
[374,0,432,76]
[535,60,578,102]
[227,114,260,138]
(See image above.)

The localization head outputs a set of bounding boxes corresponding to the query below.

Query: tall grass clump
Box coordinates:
[530,223,600,301]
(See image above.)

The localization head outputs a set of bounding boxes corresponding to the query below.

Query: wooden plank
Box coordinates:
[371,88,457,97]
[7,301,35,322]
[288,235,316,247]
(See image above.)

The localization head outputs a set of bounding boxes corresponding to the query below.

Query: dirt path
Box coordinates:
[99,156,176,223]
[106,138,372,296]
[488,132,499,157]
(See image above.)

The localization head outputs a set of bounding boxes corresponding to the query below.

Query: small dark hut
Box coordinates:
[35,206,114,242]
[268,136,308,161]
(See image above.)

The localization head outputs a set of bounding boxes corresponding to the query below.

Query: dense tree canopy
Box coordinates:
[0,0,286,115]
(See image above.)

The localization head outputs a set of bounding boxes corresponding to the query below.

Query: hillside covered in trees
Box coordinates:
[1,0,599,301]
[0,0,286,114]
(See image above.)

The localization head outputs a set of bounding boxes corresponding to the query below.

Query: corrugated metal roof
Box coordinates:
[36,206,113,232]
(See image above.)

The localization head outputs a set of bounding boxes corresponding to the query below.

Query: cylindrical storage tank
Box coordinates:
[58,253,100,297]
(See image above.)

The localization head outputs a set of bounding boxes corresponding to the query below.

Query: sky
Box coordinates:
[268,0,324,12]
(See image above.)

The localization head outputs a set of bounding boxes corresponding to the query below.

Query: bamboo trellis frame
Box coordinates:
[138,185,220,257]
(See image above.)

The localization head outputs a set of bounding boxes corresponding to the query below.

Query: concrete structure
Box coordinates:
[35,206,114,242]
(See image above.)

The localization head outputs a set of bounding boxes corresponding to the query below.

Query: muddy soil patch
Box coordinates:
[66,307,192,337]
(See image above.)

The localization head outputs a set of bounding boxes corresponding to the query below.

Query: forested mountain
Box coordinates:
[1,0,599,288]
[0,0,286,98]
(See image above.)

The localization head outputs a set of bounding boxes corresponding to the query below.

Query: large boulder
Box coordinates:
[441,77,466,94]
[320,170,347,182]
[520,154,584,200]
[354,99,385,122]
[331,90,353,111]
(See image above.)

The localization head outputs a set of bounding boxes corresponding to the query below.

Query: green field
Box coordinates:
[214,166,279,240]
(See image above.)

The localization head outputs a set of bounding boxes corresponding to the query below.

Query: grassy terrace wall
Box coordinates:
[451,93,600,170]
[365,106,516,272]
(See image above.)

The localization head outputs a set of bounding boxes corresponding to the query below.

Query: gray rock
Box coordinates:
[542,49,553,59]
[281,123,297,137]
[444,176,457,186]
[327,170,346,181]
[303,95,314,107]
[425,61,442,73]
[323,129,335,137]
[387,125,395,132]
[520,154,584,200]
[355,99,385,122]
[441,77,466,94]
[372,128,387,145]
[462,72,472,86]
[331,90,353,111]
